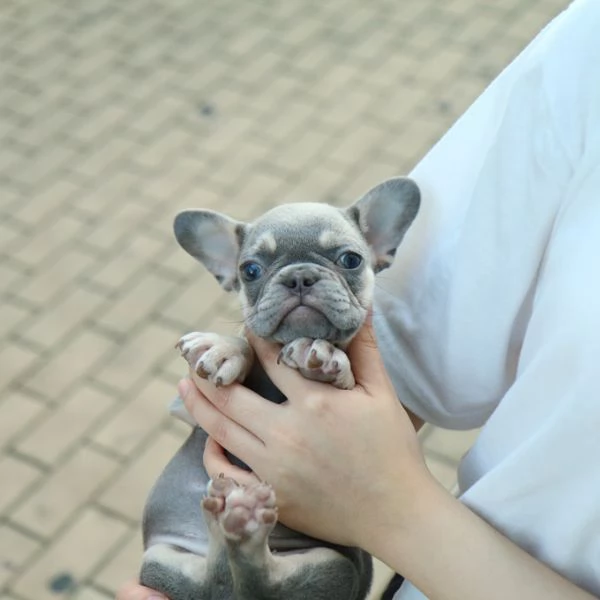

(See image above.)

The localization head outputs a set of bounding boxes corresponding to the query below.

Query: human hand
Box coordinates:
[181,315,435,552]
[115,580,167,600]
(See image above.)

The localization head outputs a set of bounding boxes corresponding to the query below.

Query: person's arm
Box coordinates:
[184,320,596,600]
[365,474,597,600]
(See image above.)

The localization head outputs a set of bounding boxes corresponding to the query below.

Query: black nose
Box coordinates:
[281,270,319,293]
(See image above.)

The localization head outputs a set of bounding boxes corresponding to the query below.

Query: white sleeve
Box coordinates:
[373,0,600,429]
[452,160,600,593]
[383,2,600,597]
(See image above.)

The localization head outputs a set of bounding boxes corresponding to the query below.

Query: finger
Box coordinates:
[116,580,167,600]
[345,312,391,392]
[203,436,262,486]
[245,330,323,397]
[178,379,267,462]
[189,371,279,439]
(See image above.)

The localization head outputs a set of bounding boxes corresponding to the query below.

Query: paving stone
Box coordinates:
[14,249,97,308]
[10,447,120,538]
[92,376,176,458]
[85,206,156,255]
[0,261,27,292]
[0,391,45,449]
[95,271,177,336]
[93,528,144,594]
[0,300,32,338]
[0,342,41,390]
[0,220,24,254]
[19,287,106,350]
[13,181,82,227]
[73,173,140,220]
[0,455,43,513]
[0,524,41,589]
[16,385,115,467]
[157,273,220,330]
[327,123,387,168]
[154,243,206,280]
[12,215,83,266]
[24,329,115,400]
[11,508,129,600]
[93,323,176,392]
[98,429,186,522]
[90,236,166,291]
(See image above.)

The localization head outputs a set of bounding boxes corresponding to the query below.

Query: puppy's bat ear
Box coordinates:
[347,177,420,273]
[173,210,247,291]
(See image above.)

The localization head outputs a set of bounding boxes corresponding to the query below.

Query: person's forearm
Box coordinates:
[366,476,596,600]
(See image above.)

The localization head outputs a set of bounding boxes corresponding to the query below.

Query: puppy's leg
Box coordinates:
[278,338,355,389]
[209,476,370,600]
[140,543,232,600]
[176,332,253,386]
[140,431,235,600]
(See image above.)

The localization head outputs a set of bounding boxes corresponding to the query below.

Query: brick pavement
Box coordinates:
[0,0,569,598]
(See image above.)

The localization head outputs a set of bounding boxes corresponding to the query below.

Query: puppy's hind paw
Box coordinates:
[203,477,277,547]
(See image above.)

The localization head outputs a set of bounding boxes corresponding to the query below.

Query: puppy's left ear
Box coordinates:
[347,177,420,273]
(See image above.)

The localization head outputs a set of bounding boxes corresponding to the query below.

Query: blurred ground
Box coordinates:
[0,0,569,598]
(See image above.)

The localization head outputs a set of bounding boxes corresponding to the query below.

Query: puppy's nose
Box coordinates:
[281,269,319,293]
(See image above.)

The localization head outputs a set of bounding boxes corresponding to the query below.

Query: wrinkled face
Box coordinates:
[173,176,421,347]
[238,204,374,344]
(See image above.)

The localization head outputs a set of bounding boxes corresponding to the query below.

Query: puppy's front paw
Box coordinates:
[176,332,252,386]
[278,338,355,389]
[202,476,277,547]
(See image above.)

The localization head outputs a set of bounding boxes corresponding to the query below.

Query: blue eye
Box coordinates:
[337,252,363,269]
[240,261,263,281]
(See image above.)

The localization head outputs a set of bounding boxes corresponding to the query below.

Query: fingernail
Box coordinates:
[178,378,190,398]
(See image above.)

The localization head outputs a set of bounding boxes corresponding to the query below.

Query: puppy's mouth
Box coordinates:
[279,303,328,329]
[251,296,363,345]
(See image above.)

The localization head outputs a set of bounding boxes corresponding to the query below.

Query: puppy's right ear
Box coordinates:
[174,210,247,291]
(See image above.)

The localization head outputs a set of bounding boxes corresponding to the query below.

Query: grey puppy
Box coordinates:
[140,177,420,600]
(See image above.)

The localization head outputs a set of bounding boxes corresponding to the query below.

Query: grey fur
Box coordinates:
[141,177,420,600]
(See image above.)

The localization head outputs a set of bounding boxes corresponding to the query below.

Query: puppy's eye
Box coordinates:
[240,261,263,282]
[336,252,363,269]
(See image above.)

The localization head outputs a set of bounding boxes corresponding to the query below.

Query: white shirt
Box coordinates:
[373,0,600,596]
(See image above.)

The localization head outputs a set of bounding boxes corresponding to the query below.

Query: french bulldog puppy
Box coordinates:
[140,177,420,600]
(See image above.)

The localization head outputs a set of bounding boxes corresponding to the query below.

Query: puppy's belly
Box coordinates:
[142,428,213,547]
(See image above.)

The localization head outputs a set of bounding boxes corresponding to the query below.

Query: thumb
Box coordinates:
[347,311,389,391]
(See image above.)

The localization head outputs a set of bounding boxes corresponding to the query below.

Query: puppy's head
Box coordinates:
[174,177,420,345]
